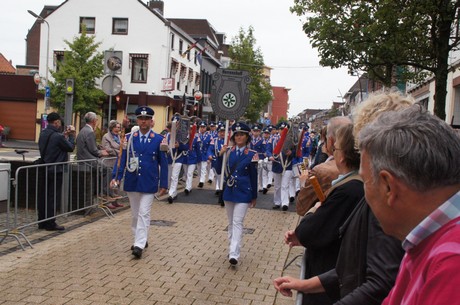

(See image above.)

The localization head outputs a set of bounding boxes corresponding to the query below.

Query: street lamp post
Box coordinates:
[28,10,50,112]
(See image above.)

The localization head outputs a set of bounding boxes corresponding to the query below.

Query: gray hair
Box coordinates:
[359,104,460,191]
[326,116,352,140]
[84,112,97,124]
[108,120,120,131]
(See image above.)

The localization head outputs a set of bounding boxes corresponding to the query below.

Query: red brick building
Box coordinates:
[271,86,290,124]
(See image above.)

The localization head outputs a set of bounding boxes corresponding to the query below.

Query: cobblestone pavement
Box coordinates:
[0,197,303,304]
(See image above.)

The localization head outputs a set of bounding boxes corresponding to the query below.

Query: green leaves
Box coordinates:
[228,26,272,123]
[290,0,460,119]
[49,25,105,117]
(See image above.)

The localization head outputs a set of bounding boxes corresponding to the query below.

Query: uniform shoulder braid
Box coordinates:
[246,148,259,162]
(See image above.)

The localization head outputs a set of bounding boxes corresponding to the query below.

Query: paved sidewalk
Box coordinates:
[0,200,303,304]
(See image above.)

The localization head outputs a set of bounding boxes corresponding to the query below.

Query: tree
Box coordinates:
[49,26,105,120]
[290,0,460,119]
[228,26,272,122]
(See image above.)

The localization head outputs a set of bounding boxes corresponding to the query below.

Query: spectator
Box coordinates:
[76,112,110,201]
[111,106,168,259]
[278,121,364,305]
[37,112,75,231]
[275,91,411,304]
[310,125,328,169]
[359,104,460,305]
[295,117,350,216]
[101,120,124,208]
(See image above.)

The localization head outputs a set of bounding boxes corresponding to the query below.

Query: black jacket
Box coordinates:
[318,198,404,305]
[296,179,364,305]
[39,125,75,166]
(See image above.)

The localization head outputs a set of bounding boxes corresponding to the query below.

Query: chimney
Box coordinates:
[148,0,164,15]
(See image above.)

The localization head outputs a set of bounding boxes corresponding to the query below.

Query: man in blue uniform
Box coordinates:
[197,121,211,188]
[250,124,265,192]
[207,124,226,198]
[111,106,168,259]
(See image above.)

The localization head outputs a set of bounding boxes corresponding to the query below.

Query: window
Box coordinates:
[113,18,128,35]
[54,51,65,71]
[179,40,183,55]
[80,17,95,34]
[130,53,149,83]
[170,33,175,50]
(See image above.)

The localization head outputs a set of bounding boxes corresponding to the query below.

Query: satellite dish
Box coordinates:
[101,75,122,95]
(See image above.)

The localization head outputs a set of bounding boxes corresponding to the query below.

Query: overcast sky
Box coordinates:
[3,0,358,117]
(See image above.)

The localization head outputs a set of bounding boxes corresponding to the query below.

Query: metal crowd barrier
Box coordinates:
[0,157,121,250]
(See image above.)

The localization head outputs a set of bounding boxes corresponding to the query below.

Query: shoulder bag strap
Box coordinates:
[324,173,363,199]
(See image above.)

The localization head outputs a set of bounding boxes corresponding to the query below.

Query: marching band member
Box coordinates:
[250,124,265,193]
[261,127,272,194]
[197,121,211,188]
[166,115,189,204]
[111,106,168,259]
[270,122,294,211]
[207,121,218,184]
[218,122,258,266]
[207,124,226,198]
[183,123,201,195]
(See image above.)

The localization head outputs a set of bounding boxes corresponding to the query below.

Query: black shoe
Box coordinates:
[215,190,221,196]
[198,182,204,188]
[229,258,238,266]
[272,205,280,210]
[295,190,300,197]
[184,189,190,195]
[208,179,213,184]
[45,224,65,231]
[167,196,174,204]
[263,188,268,194]
[267,184,272,189]
[219,200,225,207]
[131,242,148,251]
[132,246,143,259]
[282,205,289,211]
[289,197,295,203]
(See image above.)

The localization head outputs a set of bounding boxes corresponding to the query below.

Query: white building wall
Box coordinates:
[38,0,200,97]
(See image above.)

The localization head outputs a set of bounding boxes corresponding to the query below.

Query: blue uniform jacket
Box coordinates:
[302,132,312,158]
[186,135,201,165]
[207,137,224,174]
[251,136,266,160]
[113,130,168,193]
[220,147,258,203]
[166,133,188,164]
[199,132,212,162]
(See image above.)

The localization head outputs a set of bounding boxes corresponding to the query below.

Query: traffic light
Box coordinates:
[66,78,74,95]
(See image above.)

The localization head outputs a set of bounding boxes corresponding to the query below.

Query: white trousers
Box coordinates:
[127,192,155,249]
[273,170,293,207]
[168,162,183,197]
[183,164,196,191]
[262,161,271,188]
[225,201,250,260]
[198,161,208,183]
[207,162,215,182]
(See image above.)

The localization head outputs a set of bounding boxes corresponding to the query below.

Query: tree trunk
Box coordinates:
[433,5,454,121]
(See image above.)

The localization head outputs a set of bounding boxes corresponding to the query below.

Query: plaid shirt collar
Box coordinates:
[403,190,460,251]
